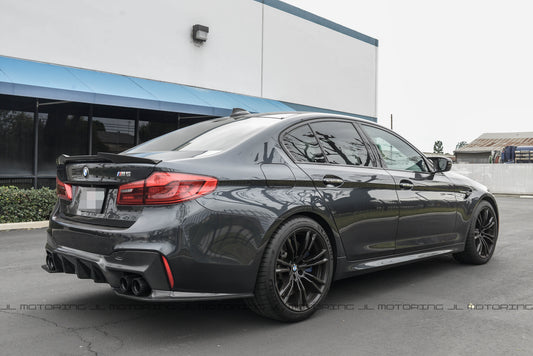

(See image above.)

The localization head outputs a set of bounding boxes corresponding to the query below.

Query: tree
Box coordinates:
[433,140,444,154]
[456,141,468,150]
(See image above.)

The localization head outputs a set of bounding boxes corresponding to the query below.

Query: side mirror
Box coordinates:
[428,157,452,173]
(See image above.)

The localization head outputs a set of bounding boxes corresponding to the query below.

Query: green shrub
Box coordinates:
[0,186,57,223]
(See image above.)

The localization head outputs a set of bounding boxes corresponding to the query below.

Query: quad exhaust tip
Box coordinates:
[131,277,151,297]
[118,275,151,297]
[45,254,152,297]
[118,276,134,294]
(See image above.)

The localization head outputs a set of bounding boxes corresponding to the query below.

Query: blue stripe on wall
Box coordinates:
[0,55,294,116]
[0,56,376,122]
[254,0,378,46]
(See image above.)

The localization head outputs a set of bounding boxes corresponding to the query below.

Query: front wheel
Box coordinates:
[453,200,499,264]
[246,217,334,322]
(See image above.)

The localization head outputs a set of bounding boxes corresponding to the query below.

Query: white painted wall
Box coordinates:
[0,0,377,116]
[452,164,533,195]
[262,5,377,116]
[0,0,263,96]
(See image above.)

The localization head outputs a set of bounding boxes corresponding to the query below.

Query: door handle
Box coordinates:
[399,179,414,190]
[323,175,344,187]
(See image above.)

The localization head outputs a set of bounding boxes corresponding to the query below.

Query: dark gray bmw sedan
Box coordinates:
[44,111,499,321]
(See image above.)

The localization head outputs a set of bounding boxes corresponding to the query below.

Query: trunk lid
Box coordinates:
[56,153,161,228]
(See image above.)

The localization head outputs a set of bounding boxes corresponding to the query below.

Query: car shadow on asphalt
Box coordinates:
[327,254,462,302]
[28,255,468,327]
[4,253,496,352]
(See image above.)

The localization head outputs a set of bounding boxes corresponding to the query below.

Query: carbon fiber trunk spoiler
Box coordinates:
[57,152,162,165]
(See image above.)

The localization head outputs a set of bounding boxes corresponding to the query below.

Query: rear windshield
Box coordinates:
[124,117,279,153]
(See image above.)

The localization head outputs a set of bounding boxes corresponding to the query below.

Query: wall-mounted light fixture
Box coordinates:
[192,24,209,43]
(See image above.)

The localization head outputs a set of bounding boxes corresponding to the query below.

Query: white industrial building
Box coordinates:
[0,0,378,187]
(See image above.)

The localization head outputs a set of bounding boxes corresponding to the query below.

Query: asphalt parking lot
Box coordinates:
[1,196,532,355]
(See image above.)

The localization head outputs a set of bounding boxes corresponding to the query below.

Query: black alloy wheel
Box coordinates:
[275,228,330,311]
[473,205,497,258]
[247,217,334,322]
[454,201,498,264]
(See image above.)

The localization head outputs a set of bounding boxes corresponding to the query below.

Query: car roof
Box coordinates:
[237,111,389,132]
[240,111,371,124]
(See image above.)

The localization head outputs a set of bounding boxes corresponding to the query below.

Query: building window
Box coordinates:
[0,96,35,175]
[38,113,89,176]
[92,117,135,153]
[139,110,180,144]
[0,95,219,188]
[138,111,214,144]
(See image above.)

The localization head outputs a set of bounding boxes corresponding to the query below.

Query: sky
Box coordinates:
[283,0,533,153]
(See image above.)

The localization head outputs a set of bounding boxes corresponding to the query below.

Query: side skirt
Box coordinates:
[334,243,465,280]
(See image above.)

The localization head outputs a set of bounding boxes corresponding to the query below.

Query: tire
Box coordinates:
[453,200,498,265]
[246,217,334,322]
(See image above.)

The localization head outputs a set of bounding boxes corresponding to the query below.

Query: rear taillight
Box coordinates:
[117,172,217,205]
[116,179,145,205]
[56,177,72,201]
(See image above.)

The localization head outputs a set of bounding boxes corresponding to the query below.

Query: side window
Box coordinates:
[282,124,325,163]
[310,121,373,166]
[361,125,428,172]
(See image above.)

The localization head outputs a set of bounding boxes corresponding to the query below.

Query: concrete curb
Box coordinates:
[0,221,49,231]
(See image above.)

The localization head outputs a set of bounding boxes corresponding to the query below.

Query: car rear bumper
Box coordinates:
[44,244,253,301]
[45,198,265,298]
[44,244,170,293]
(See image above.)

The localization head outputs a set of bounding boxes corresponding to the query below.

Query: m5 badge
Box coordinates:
[116,171,131,177]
